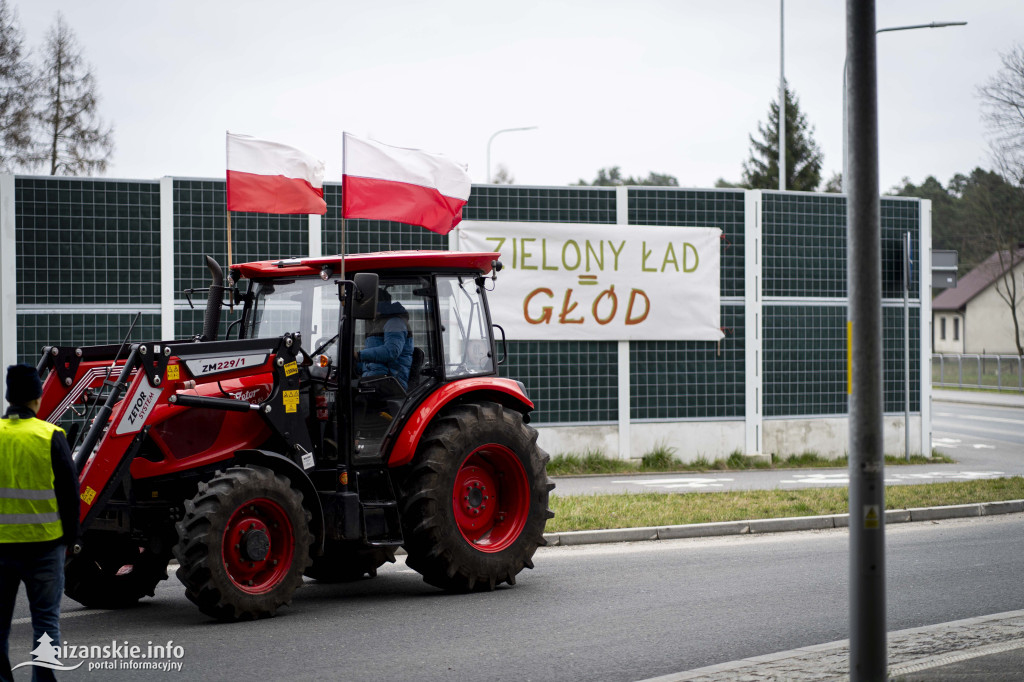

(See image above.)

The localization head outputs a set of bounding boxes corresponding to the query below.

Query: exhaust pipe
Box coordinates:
[201,256,224,342]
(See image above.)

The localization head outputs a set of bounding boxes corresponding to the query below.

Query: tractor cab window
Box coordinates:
[353,278,433,391]
[247,278,339,354]
[437,276,494,379]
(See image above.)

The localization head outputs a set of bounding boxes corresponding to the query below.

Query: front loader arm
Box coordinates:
[66,335,312,533]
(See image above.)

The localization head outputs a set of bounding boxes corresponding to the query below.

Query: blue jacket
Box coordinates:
[358,302,414,389]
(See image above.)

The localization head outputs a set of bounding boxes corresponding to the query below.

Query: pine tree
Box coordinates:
[741,82,823,191]
[0,0,35,171]
[34,13,113,175]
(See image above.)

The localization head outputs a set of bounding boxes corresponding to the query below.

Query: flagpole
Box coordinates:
[340,133,347,282]
[226,210,234,267]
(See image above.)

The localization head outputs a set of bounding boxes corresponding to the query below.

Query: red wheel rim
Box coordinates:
[221,498,295,594]
[452,444,529,553]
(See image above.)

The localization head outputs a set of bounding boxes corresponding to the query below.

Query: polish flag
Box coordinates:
[342,133,471,235]
[226,133,327,215]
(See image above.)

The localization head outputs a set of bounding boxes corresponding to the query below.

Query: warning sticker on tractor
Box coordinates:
[282,389,300,413]
[81,486,97,505]
[166,365,180,381]
[864,505,880,530]
[284,361,298,377]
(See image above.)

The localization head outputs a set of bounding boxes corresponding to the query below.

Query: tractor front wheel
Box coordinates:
[400,401,554,591]
[174,465,312,621]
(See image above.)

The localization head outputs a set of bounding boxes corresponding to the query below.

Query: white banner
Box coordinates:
[456,221,724,341]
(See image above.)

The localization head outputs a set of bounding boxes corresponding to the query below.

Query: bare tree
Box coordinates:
[979,45,1024,354]
[980,45,1024,186]
[33,13,113,175]
[0,0,35,171]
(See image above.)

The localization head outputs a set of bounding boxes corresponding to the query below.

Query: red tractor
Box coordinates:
[35,251,553,621]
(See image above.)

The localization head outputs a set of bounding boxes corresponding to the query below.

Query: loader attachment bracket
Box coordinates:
[138,344,171,388]
[41,345,83,389]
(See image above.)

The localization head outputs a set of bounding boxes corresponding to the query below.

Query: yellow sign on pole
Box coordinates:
[846,321,853,395]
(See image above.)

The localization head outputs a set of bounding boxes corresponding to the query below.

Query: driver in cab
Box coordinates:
[355,288,413,390]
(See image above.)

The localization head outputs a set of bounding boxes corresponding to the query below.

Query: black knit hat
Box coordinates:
[5,364,43,405]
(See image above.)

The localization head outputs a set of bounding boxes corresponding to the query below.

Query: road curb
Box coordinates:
[542,499,1024,547]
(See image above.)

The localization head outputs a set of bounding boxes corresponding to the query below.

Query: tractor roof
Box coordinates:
[232,250,500,279]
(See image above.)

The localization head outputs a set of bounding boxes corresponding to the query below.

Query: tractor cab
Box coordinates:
[232,252,502,466]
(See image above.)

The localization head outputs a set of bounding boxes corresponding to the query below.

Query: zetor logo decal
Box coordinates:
[185,354,266,377]
[115,384,162,435]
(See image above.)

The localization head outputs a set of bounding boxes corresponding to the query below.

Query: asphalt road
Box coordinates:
[6,514,1024,681]
[553,397,1024,496]
[932,401,1024,469]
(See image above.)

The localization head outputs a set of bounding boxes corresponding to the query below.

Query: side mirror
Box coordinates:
[352,272,379,320]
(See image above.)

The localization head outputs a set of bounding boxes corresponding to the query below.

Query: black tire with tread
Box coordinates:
[174,465,312,621]
[399,401,554,591]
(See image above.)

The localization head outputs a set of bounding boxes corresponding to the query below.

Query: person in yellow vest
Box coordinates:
[0,365,79,682]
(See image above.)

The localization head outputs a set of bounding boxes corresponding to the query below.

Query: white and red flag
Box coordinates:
[342,132,471,235]
[226,132,327,215]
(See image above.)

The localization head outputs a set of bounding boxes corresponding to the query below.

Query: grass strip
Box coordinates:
[546,477,1024,533]
[548,450,953,476]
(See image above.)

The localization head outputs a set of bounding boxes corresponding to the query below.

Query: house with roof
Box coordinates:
[932,247,1024,355]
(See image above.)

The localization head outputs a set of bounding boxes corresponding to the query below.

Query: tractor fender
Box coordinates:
[233,449,325,554]
[386,377,534,468]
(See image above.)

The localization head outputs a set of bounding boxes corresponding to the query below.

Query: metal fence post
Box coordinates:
[159,177,176,341]
[745,189,763,457]
[616,186,631,460]
[0,174,16,369]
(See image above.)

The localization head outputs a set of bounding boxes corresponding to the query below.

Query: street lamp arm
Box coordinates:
[875,21,967,34]
[486,126,538,183]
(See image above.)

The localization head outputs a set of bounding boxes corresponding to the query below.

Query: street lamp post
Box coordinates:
[486,127,538,183]
[779,0,785,191]
[841,21,967,193]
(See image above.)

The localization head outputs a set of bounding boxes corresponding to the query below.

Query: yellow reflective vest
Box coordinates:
[0,416,65,543]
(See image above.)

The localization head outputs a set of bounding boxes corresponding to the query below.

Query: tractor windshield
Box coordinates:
[247,277,339,353]
[437,276,494,378]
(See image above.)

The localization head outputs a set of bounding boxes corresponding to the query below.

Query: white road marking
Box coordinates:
[935,424,1024,439]
[11,607,110,626]
[936,412,1024,426]
[779,471,1007,485]
[612,477,735,486]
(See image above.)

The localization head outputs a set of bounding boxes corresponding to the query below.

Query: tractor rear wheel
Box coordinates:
[399,401,554,591]
[304,544,396,583]
[174,465,312,621]
[64,534,171,609]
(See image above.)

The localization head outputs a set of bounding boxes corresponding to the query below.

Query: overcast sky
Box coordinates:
[11,0,1023,192]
